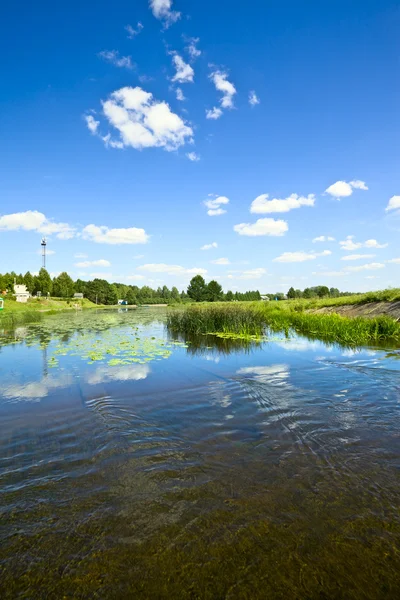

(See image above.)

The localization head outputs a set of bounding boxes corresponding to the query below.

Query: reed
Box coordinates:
[167,301,400,346]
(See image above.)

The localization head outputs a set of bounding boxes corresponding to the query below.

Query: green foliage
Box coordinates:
[53,272,75,298]
[34,268,52,296]
[23,271,35,293]
[287,287,296,299]
[207,280,223,302]
[187,275,208,302]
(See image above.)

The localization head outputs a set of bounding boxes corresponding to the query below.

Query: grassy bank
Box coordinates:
[0,297,102,328]
[290,288,400,310]
[167,300,400,346]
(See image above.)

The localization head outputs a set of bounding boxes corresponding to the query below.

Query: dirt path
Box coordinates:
[312,301,400,320]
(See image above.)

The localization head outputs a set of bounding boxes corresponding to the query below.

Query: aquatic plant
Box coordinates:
[167,302,400,346]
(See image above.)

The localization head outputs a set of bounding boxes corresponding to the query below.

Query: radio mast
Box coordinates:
[41,237,47,269]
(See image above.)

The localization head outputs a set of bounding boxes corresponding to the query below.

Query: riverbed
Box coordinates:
[1,308,400,598]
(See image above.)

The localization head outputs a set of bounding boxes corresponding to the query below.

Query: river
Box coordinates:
[1,308,400,598]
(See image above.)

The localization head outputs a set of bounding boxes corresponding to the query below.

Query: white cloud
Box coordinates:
[385,195,400,212]
[339,236,388,251]
[200,242,218,250]
[74,253,88,259]
[345,262,385,272]
[387,258,400,264]
[0,210,75,240]
[85,115,100,135]
[149,0,180,26]
[2,374,73,400]
[137,263,207,276]
[75,259,111,268]
[273,250,331,263]
[204,195,229,216]
[211,257,230,265]
[250,193,315,214]
[176,87,185,101]
[100,86,193,151]
[325,180,368,198]
[88,271,113,279]
[228,268,266,280]
[248,91,260,106]
[206,107,223,120]
[186,151,200,161]
[125,22,143,38]
[125,274,146,281]
[87,364,150,385]
[312,235,335,242]
[171,54,194,83]
[98,50,135,70]
[82,224,149,245]
[234,218,288,237]
[209,70,236,109]
[341,254,376,261]
[185,37,201,60]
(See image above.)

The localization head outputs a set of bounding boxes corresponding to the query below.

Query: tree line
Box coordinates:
[285,286,356,299]
[0,270,261,305]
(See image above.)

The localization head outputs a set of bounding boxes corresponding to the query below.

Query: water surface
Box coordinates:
[1,308,400,598]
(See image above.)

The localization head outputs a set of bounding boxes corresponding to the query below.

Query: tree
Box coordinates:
[317,285,330,298]
[207,280,223,302]
[287,287,296,299]
[226,290,234,302]
[74,279,87,294]
[53,272,75,298]
[126,289,137,305]
[330,287,340,298]
[171,286,180,302]
[107,285,118,305]
[303,287,313,299]
[35,268,52,296]
[187,275,207,302]
[23,271,35,293]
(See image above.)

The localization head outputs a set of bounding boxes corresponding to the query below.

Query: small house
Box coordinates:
[14,284,30,303]
[74,293,84,299]
[118,299,128,306]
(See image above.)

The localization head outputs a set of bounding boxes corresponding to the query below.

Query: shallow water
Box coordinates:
[1,308,400,599]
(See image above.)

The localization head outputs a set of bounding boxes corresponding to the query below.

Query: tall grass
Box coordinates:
[167,301,400,346]
[288,288,400,311]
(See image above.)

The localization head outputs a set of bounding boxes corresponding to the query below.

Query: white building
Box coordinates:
[14,284,30,303]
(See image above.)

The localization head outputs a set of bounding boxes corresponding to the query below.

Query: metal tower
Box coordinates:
[41,237,47,269]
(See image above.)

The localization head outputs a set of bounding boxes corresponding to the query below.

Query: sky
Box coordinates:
[1,0,399,293]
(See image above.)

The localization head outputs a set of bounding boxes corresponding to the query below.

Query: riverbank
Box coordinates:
[167,298,400,346]
[0,297,102,327]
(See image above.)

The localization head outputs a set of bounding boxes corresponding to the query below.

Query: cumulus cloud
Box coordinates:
[82,224,149,245]
[341,254,376,261]
[85,115,100,135]
[125,22,143,39]
[186,151,200,161]
[211,257,230,265]
[99,86,193,151]
[137,263,207,276]
[0,210,75,240]
[250,193,315,214]
[75,259,111,268]
[176,87,185,101]
[204,195,229,216]
[234,218,288,237]
[74,253,88,259]
[185,37,201,60]
[312,235,335,242]
[149,0,180,26]
[98,50,135,70]
[273,250,331,263]
[385,195,400,212]
[388,258,400,264]
[325,180,368,198]
[339,236,388,251]
[171,53,194,83]
[248,91,260,106]
[345,262,385,272]
[206,107,223,120]
[2,374,73,400]
[201,242,218,250]
[227,268,266,280]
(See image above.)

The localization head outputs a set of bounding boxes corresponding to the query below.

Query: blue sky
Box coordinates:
[1,0,399,292]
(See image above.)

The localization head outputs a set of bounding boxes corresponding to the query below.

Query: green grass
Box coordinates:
[0,297,102,328]
[167,299,400,346]
[287,288,400,310]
